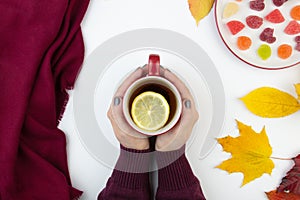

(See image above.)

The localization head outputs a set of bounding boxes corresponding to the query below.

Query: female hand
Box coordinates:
[155,69,199,152]
[107,67,150,150]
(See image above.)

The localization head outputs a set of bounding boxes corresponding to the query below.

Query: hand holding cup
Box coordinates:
[107,67,150,150]
[155,69,199,152]
[108,55,199,152]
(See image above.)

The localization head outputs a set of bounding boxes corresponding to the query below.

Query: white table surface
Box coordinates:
[59,0,300,199]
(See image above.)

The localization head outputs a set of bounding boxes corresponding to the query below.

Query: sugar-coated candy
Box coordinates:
[250,0,265,11]
[226,20,245,35]
[246,15,263,29]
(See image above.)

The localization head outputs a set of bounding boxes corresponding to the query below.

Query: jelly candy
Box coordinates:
[257,44,272,60]
[265,9,285,23]
[284,21,300,35]
[260,28,276,44]
[296,43,300,52]
[290,5,300,21]
[246,15,263,29]
[226,20,245,35]
[223,2,239,19]
[272,0,287,7]
[237,36,252,50]
[294,36,300,51]
[277,44,292,59]
[250,0,265,11]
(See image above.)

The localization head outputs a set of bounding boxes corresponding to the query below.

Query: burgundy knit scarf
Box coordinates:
[0,0,89,199]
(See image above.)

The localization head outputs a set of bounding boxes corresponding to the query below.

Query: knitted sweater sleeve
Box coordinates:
[98,145,151,200]
[155,146,206,200]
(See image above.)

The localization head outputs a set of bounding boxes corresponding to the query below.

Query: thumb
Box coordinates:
[110,96,147,139]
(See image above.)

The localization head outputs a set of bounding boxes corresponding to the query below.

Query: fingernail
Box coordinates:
[114,97,121,106]
[184,100,191,109]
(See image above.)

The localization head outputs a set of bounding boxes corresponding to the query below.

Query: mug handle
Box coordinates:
[148,54,160,76]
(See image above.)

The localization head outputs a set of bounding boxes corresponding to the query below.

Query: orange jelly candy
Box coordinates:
[291,5,300,21]
[277,44,292,59]
[237,36,252,50]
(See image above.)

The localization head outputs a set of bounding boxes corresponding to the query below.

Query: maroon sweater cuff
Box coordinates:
[156,146,199,191]
[110,145,151,189]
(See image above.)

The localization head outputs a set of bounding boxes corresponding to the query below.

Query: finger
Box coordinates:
[108,111,123,138]
[156,99,199,151]
[110,97,148,139]
[114,67,143,97]
[169,99,198,141]
[181,99,199,125]
[163,69,193,100]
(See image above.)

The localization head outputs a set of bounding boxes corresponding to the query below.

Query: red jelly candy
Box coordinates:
[272,0,288,7]
[260,28,276,44]
[265,9,285,23]
[295,36,300,51]
[250,0,265,11]
[226,20,245,35]
[246,15,263,29]
[284,20,300,35]
[296,43,300,51]
[266,37,276,44]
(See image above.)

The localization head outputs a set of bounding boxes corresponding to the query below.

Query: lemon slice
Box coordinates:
[131,91,170,131]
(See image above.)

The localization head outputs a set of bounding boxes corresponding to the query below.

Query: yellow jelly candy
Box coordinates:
[257,44,271,60]
[223,2,239,19]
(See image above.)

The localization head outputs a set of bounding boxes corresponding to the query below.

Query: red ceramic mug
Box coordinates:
[123,54,182,136]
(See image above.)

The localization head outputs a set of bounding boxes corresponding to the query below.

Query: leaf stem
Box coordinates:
[270,156,292,161]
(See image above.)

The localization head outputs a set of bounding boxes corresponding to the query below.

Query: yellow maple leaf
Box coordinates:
[188,0,215,25]
[240,87,300,118]
[217,120,274,186]
[294,83,300,100]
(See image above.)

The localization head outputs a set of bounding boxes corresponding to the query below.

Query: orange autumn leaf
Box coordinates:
[188,0,214,25]
[217,120,274,186]
[240,87,300,118]
[266,190,300,200]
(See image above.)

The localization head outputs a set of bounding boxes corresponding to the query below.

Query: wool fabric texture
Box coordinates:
[0,0,89,199]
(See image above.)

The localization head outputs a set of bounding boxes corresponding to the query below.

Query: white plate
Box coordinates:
[215,0,300,69]
[73,28,225,169]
